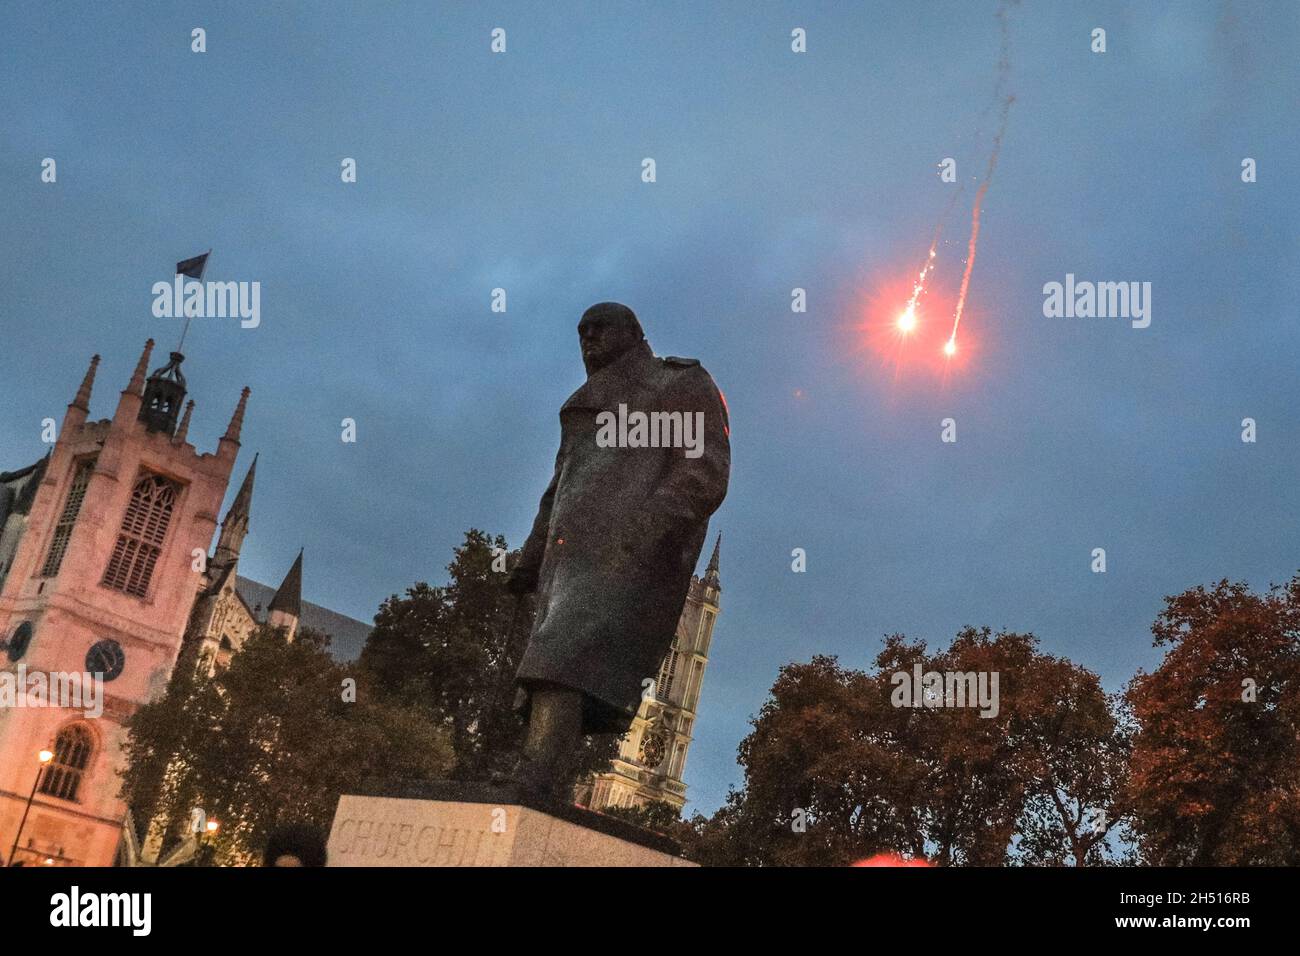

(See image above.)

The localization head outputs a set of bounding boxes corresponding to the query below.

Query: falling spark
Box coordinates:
[894,181,966,342]
[946,94,1013,354]
[896,246,937,333]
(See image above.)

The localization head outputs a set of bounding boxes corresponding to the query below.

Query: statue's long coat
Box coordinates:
[515,342,730,734]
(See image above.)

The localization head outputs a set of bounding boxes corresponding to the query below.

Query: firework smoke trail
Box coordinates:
[946,95,1012,352]
[946,0,1018,355]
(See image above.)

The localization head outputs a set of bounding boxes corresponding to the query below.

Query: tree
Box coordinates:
[1125,577,1300,865]
[360,529,616,782]
[122,624,453,865]
[717,653,911,866]
[698,629,1130,866]
[877,628,1037,866]
[361,530,529,778]
[606,799,686,834]
[1011,657,1131,866]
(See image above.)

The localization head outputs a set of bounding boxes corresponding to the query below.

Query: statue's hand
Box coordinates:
[506,564,539,595]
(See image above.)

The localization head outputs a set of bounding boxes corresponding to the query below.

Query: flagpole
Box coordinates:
[176,248,211,353]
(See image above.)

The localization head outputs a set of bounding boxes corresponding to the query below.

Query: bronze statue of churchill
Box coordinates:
[506,302,730,795]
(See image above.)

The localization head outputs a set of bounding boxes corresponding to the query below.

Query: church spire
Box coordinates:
[214,453,256,567]
[269,549,302,616]
[126,339,154,395]
[223,386,250,443]
[704,532,721,587]
[110,339,154,430]
[267,549,303,642]
[229,452,256,517]
[62,353,101,437]
[71,354,100,412]
[173,400,195,445]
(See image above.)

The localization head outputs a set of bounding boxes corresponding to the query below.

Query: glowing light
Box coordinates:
[852,853,932,867]
[896,305,917,333]
[943,338,957,357]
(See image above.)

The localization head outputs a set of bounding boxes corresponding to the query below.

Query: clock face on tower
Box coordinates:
[85,639,126,681]
[638,727,668,768]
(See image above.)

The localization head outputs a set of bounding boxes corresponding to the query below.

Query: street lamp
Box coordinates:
[7,749,54,866]
[193,818,220,866]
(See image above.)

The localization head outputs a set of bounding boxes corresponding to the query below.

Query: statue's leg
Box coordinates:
[518,684,583,797]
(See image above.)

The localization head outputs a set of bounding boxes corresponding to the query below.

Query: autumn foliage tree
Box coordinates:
[1125,576,1300,865]
[1012,656,1132,866]
[122,624,453,865]
[697,628,1129,866]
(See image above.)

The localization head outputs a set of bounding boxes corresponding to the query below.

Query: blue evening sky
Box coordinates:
[2,2,1297,814]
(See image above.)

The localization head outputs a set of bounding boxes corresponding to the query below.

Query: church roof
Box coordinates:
[235,576,371,661]
[0,456,48,484]
[0,454,50,516]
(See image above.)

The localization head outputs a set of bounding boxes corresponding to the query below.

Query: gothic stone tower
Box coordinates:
[0,342,247,866]
[583,534,722,813]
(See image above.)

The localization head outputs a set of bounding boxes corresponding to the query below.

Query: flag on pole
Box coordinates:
[174,250,211,351]
[176,252,209,280]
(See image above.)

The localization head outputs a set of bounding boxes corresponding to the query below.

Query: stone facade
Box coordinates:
[0,344,243,865]
[0,344,365,866]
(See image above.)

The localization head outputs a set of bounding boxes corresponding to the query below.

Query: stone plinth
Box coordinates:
[327,782,695,867]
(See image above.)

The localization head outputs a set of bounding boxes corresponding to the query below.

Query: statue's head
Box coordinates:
[578,302,643,375]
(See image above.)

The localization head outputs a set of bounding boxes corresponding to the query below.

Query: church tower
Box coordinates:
[583,534,722,813]
[0,342,248,866]
[178,453,259,679]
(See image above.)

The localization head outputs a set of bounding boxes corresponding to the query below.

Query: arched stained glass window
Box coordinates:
[39,724,94,802]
